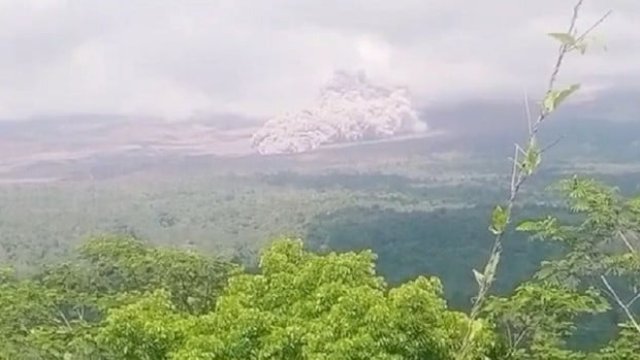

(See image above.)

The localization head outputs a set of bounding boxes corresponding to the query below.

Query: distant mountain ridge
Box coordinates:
[0,87,637,183]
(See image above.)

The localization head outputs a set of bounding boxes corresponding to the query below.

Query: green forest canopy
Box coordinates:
[1,178,639,359]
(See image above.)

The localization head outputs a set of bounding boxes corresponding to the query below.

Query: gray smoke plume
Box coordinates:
[251,71,427,155]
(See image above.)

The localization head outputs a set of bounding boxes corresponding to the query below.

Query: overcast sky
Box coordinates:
[0,0,637,121]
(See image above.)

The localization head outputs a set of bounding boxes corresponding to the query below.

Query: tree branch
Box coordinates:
[618,230,636,253]
[57,309,72,330]
[523,90,533,136]
[626,292,640,308]
[574,10,613,44]
[534,0,584,133]
[600,275,640,334]
[455,1,612,357]
[540,136,565,154]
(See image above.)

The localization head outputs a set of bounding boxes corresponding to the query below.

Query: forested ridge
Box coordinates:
[1,177,639,359]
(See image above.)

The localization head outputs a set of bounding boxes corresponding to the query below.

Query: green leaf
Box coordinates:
[516,220,540,232]
[489,205,509,235]
[543,84,580,113]
[548,32,576,46]
[519,139,542,175]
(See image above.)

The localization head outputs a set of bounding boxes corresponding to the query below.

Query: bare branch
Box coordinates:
[535,0,585,132]
[506,323,514,350]
[618,230,636,253]
[523,89,533,135]
[575,10,613,44]
[57,309,72,330]
[512,315,545,352]
[510,145,519,194]
[626,292,640,308]
[600,275,640,334]
[540,136,565,154]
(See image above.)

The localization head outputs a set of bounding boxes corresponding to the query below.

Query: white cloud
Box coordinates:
[0,0,637,120]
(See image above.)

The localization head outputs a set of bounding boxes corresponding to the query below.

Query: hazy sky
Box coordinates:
[0,0,637,120]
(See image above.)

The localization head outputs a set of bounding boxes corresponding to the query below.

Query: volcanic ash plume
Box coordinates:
[251,71,427,155]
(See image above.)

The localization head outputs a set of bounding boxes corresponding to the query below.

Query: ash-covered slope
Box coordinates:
[251,71,427,154]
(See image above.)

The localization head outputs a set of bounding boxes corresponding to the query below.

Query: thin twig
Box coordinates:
[510,145,519,194]
[512,326,530,351]
[626,292,640,308]
[600,275,640,334]
[575,10,613,44]
[541,136,565,154]
[506,323,514,350]
[523,90,533,136]
[512,315,545,352]
[618,230,636,253]
[534,0,584,133]
[57,309,72,330]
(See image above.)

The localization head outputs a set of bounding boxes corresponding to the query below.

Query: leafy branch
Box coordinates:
[456,1,611,357]
[517,177,640,347]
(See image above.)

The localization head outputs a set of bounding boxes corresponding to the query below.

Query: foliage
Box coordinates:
[171,238,496,359]
[0,237,502,359]
[0,235,235,359]
[595,324,640,360]
[515,178,640,357]
[484,283,608,359]
[67,234,238,314]
[96,290,189,360]
[1,178,639,359]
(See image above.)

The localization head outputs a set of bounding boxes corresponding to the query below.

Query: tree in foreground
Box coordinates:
[100,238,498,359]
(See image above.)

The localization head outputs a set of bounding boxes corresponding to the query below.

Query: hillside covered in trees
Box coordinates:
[1,177,639,359]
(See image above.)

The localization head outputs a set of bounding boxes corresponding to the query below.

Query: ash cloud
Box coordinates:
[251,71,427,155]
